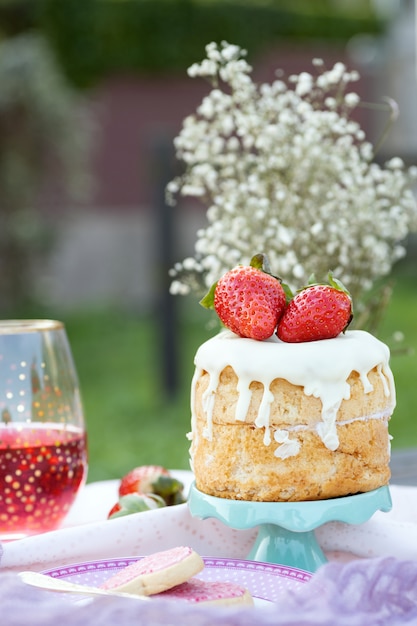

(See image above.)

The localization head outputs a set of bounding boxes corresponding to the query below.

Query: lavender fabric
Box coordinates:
[2,557,417,626]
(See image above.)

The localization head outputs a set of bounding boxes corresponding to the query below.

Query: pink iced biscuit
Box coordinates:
[156,578,254,606]
[100,546,204,596]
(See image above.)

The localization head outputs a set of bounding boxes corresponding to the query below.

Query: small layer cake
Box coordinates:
[189,329,395,502]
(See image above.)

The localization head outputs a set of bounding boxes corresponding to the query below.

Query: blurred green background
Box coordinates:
[0,0,416,482]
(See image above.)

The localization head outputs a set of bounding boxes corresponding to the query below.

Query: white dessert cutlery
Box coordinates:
[19,570,149,601]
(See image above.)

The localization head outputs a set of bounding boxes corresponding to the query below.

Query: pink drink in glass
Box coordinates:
[0,423,87,539]
[0,320,88,540]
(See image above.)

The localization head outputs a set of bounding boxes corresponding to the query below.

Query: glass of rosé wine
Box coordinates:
[0,320,87,540]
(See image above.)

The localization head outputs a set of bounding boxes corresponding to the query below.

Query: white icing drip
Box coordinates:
[235,378,251,422]
[316,416,340,451]
[190,368,201,448]
[201,368,220,440]
[359,371,374,393]
[377,362,392,398]
[273,429,301,459]
[254,386,274,445]
[191,329,395,455]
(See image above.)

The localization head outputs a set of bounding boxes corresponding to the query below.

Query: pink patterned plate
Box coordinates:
[42,557,312,605]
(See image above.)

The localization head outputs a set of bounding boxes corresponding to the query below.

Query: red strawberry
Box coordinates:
[108,501,122,518]
[119,465,169,496]
[277,275,352,343]
[201,254,287,341]
[108,493,166,520]
[119,465,185,506]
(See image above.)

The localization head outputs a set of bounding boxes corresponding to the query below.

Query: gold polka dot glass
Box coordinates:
[0,320,87,540]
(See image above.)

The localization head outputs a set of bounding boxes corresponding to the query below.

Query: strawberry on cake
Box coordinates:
[190,255,395,502]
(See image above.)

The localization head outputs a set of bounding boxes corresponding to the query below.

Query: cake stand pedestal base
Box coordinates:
[246,523,327,572]
[188,483,392,573]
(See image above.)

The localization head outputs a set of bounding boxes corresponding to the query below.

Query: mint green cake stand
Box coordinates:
[188,483,392,573]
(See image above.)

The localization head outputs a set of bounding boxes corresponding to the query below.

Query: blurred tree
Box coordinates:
[0,0,384,89]
[0,33,92,313]
[35,0,383,88]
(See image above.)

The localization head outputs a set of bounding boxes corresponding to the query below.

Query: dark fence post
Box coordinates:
[152,135,178,397]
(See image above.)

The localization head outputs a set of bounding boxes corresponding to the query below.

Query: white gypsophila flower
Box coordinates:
[345,92,360,107]
[167,41,417,324]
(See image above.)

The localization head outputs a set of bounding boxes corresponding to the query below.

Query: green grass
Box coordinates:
[58,270,417,484]
[63,301,213,483]
[377,270,417,449]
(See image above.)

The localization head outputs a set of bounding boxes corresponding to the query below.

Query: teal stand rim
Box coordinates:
[188,483,392,573]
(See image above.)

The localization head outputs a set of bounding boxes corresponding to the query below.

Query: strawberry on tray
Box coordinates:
[108,466,186,519]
